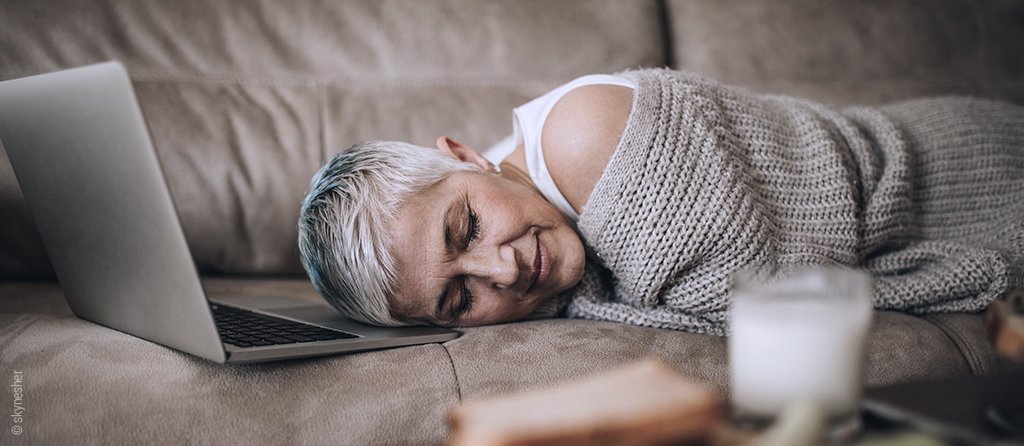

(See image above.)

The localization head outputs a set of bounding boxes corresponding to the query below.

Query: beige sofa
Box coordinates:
[2,1,1022,444]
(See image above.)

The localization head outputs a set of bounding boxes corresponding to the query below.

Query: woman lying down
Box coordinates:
[297,68,1024,336]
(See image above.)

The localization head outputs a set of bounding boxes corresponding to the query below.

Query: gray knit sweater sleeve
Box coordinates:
[552,68,1024,336]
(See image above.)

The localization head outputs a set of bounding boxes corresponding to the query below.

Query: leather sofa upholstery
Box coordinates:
[2,1,1022,444]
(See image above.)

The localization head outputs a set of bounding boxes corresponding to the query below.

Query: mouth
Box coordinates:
[527,233,552,293]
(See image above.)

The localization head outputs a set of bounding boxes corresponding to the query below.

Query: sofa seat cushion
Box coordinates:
[0,278,1010,444]
[445,312,995,401]
[0,280,459,445]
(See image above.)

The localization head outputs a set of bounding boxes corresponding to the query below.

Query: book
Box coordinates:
[448,359,724,446]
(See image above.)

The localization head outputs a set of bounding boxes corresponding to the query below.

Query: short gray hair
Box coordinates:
[298,140,478,326]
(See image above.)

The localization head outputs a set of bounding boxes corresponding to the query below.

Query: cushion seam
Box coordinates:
[439,342,462,403]
[919,314,987,375]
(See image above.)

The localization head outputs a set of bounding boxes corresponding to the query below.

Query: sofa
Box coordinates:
[2,1,1023,444]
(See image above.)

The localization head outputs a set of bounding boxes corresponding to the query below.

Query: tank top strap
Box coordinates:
[510,74,635,222]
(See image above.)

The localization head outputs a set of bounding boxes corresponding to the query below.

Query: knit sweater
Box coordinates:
[544,68,1024,336]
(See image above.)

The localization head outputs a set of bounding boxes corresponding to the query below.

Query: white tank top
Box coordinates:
[483,74,635,222]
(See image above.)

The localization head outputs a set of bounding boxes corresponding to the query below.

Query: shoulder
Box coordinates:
[542,84,634,214]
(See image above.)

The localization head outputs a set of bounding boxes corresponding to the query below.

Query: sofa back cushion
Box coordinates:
[665,0,1024,105]
[0,0,666,278]
[5,0,1022,280]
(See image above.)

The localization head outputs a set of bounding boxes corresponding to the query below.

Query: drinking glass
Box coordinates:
[728,266,873,441]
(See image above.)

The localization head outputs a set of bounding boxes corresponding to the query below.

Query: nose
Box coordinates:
[462,243,519,290]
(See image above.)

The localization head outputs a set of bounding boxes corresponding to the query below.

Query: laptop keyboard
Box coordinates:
[211,303,358,348]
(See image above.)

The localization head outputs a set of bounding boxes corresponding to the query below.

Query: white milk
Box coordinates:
[728,268,872,422]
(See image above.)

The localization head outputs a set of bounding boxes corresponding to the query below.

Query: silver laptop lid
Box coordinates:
[0,62,225,362]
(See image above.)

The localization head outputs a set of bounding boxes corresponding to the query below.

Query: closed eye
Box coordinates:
[457,201,480,319]
[466,207,480,246]
[458,279,475,318]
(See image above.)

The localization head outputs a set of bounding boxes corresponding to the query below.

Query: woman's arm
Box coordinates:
[543,84,634,214]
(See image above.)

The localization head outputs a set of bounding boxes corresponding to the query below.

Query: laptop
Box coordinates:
[0,61,459,363]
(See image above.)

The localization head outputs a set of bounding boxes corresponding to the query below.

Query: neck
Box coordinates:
[498,143,543,195]
[499,160,543,196]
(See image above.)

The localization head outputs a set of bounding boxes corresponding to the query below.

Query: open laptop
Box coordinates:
[0,61,459,363]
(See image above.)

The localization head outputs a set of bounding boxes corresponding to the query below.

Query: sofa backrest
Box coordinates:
[665,0,1024,105]
[0,0,666,279]
[2,0,1022,280]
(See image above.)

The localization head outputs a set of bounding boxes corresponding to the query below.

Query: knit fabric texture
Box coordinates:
[549,68,1024,336]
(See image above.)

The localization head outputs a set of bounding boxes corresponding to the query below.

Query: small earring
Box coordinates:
[489,162,502,175]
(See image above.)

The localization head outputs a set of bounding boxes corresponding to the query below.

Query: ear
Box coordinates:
[436,136,491,172]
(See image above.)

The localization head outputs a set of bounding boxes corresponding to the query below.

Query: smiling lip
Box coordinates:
[528,239,542,292]
[528,234,552,293]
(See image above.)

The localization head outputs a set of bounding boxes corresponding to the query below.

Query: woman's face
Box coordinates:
[386,170,585,327]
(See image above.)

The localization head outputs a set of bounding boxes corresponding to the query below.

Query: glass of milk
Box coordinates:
[728,266,873,440]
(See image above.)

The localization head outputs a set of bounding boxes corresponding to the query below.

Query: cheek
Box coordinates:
[469,290,535,325]
[485,187,562,226]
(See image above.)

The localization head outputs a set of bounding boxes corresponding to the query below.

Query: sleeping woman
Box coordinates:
[297,68,1024,335]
